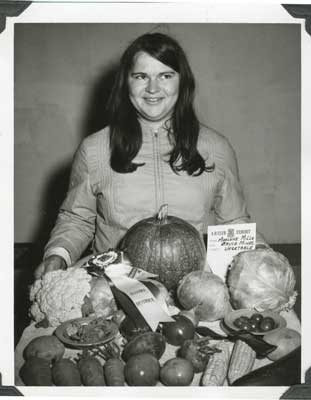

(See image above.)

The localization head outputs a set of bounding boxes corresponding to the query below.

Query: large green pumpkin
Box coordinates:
[118,205,208,290]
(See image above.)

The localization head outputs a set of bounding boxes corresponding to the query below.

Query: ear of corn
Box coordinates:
[227,340,256,385]
[201,340,232,386]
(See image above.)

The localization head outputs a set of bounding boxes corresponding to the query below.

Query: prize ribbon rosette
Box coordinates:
[83,249,174,331]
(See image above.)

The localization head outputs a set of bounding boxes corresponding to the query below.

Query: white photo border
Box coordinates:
[1,1,309,398]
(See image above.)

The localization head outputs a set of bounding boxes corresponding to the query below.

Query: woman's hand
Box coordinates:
[34,255,66,280]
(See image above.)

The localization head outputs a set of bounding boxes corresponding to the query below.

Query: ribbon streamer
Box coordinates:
[83,251,174,331]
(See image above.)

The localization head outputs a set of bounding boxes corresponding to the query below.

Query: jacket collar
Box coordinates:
[138,117,172,136]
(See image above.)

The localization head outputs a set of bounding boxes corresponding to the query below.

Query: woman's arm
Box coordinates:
[212,137,268,247]
[42,139,97,267]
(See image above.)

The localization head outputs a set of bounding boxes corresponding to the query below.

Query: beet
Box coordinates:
[122,332,166,362]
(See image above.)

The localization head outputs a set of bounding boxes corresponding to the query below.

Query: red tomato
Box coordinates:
[233,317,245,329]
[250,313,264,324]
[160,357,194,386]
[259,317,275,332]
[249,320,260,332]
[161,315,195,346]
[124,353,160,386]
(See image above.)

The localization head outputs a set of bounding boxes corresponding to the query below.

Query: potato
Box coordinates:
[52,358,82,386]
[24,335,65,362]
[77,355,106,386]
[20,357,53,386]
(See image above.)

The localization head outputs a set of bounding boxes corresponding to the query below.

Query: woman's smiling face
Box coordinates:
[128,51,180,125]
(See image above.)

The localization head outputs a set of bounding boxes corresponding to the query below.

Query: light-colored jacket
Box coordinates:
[44,122,266,265]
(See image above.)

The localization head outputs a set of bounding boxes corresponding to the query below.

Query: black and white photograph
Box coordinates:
[0,1,309,398]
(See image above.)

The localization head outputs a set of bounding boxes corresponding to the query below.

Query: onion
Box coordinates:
[177,271,232,322]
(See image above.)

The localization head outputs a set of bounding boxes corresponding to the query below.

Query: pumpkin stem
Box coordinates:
[157,204,168,224]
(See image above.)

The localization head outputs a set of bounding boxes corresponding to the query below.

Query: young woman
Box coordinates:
[35,32,267,279]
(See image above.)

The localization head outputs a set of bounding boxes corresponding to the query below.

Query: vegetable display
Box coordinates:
[227,249,297,312]
[177,271,232,322]
[21,222,301,388]
[118,204,208,290]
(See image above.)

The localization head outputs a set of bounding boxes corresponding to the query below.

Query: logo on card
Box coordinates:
[227,228,235,238]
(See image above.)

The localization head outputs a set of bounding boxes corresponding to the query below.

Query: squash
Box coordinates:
[118,204,207,290]
[263,328,301,361]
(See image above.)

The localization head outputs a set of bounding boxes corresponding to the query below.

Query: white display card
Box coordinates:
[207,223,256,281]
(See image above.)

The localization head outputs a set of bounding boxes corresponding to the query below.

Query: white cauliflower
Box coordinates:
[29,267,92,327]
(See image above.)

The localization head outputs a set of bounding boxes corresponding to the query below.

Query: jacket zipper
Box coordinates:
[152,129,164,211]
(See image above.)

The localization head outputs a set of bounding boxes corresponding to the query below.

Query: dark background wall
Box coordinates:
[14,23,301,248]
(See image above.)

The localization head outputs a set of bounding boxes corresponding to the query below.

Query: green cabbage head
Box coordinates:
[227,249,297,312]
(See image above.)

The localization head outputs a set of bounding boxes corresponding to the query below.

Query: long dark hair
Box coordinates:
[107,32,211,176]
